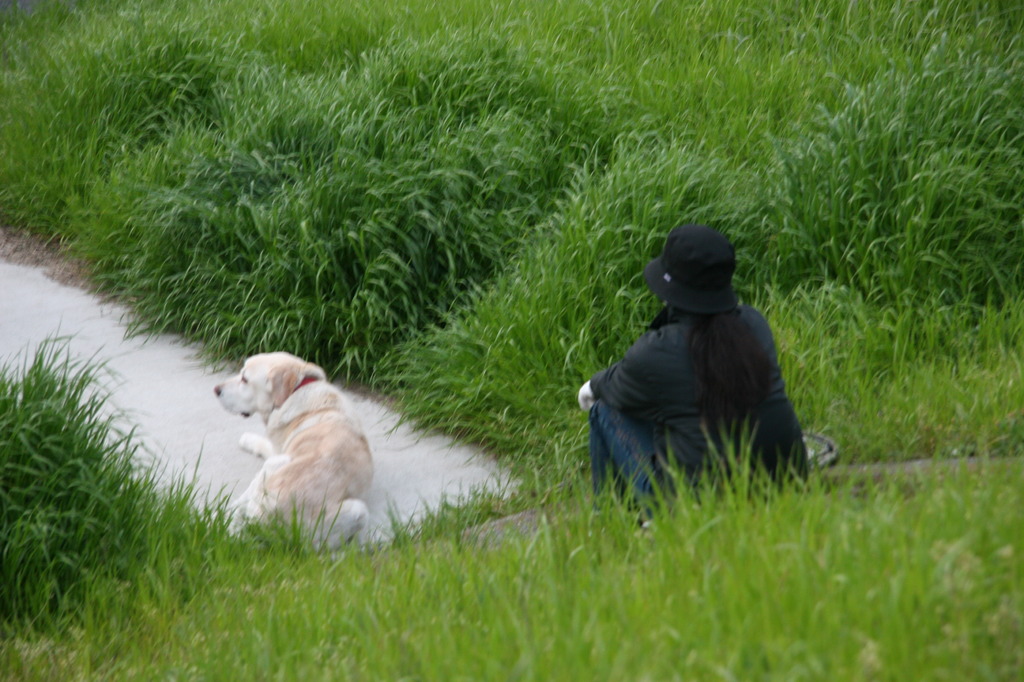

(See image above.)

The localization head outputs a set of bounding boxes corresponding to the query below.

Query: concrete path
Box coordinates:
[0,259,511,543]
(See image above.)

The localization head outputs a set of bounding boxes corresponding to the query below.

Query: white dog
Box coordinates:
[214,352,373,548]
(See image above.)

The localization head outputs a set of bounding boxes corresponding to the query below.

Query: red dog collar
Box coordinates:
[295,375,320,391]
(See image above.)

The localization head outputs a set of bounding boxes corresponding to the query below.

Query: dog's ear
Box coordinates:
[269,363,326,408]
[269,367,300,409]
[302,363,327,383]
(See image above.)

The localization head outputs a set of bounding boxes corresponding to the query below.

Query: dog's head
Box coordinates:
[214,352,327,422]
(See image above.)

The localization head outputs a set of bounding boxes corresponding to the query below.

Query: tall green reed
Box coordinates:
[766,286,1024,462]
[769,43,1024,307]
[0,342,147,626]
[78,32,612,378]
[0,7,239,228]
[0,341,227,630]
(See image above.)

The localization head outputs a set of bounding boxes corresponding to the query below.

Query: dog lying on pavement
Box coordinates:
[214,352,373,548]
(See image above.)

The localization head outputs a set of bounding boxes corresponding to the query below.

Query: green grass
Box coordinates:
[2,0,1024,677]
[4,461,1022,680]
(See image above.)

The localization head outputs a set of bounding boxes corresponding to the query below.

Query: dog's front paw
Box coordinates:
[239,432,274,458]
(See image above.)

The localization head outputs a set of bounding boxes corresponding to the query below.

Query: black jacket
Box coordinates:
[589,305,807,487]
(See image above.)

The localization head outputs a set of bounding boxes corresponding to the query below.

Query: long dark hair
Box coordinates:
[688,312,772,428]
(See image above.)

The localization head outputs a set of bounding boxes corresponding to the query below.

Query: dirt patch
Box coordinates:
[0,225,96,292]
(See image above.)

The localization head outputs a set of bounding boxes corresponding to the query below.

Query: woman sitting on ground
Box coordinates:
[578,223,807,505]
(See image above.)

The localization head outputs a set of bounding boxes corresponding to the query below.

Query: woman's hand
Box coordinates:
[577,380,595,411]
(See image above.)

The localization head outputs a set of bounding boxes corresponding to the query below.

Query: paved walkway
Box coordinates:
[0,258,511,543]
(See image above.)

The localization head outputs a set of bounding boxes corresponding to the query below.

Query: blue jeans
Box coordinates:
[588,401,658,505]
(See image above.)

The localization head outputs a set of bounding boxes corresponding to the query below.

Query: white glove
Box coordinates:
[577,380,596,411]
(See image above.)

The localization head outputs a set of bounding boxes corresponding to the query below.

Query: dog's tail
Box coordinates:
[316,498,369,550]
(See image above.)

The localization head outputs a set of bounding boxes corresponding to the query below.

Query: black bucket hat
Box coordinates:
[643,224,738,314]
